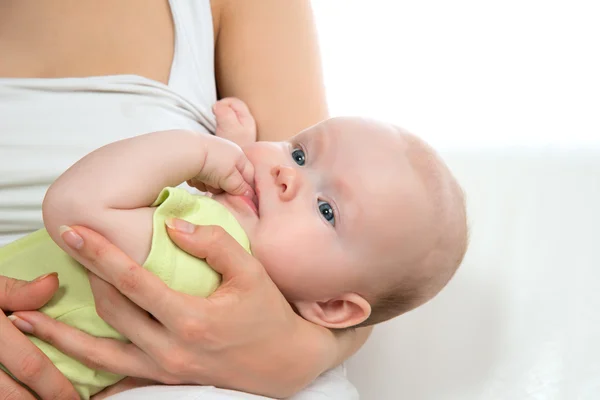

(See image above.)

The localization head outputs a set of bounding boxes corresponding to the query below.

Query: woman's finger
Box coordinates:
[87,273,174,355]
[166,224,260,282]
[9,310,162,381]
[0,312,78,400]
[60,226,190,325]
[0,273,59,312]
[0,368,36,400]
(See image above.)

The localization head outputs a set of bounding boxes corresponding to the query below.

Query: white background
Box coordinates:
[312,3,600,399]
[312,0,600,149]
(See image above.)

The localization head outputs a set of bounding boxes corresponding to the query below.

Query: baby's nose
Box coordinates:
[273,165,300,201]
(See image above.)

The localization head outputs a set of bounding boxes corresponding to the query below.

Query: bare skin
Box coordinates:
[0,0,371,398]
[0,274,79,399]
[0,0,328,139]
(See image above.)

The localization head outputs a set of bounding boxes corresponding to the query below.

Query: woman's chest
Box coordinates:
[0,0,179,84]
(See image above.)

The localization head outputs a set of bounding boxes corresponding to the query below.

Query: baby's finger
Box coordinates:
[206,187,224,195]
[237,157,255,191]
[186,179,207,193]
[226,97,251,117]
[220,168,253,196]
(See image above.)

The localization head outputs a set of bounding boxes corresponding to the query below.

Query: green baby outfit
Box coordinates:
[0,187,250,399]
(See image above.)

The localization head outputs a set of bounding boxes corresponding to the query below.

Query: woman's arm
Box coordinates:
[212,0,329,141]
[43,130,253,264]
[333,326,373,367]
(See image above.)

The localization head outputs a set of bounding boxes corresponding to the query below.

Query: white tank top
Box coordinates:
[0,0,217,246]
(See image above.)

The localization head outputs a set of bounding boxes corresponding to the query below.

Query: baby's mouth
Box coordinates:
[251,190,259,215]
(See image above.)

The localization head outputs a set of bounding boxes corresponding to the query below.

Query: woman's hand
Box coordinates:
[0,274,78,400]
[11,223,338,398]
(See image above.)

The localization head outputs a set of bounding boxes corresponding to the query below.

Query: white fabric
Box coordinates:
[346,144,600,399]
[107,365,358,400]
[0,0,217,245]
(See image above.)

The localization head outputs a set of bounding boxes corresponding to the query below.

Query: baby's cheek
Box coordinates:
[252,234,311,297]
[251,234,289,276]
[253,218,341,297]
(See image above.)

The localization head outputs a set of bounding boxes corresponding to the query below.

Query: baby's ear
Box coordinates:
[293,293,371,329]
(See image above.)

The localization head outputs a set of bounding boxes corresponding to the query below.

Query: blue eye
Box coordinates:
[318,200,335,226]
[291,148,306,166]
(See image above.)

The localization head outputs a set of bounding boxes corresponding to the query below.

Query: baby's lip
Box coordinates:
[235,192,258,216]
[241,187,259,216]
[251,188,260,215]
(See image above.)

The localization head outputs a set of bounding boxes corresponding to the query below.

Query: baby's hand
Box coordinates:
[214,97,257,147]
[187,136,255,197]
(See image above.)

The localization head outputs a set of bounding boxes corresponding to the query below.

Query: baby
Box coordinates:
[210,99,468,327]
[0,98,468,398]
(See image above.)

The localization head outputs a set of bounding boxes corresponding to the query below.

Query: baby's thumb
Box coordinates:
[221,158,255,196]
[221,170,254,196]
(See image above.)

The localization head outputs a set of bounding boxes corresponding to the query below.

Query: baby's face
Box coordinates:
[213,118,435,303]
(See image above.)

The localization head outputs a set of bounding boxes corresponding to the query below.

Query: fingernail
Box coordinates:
[59,225,83,249]
[165,218,196,233]
[7,315,34,334]
[32,272,58,283]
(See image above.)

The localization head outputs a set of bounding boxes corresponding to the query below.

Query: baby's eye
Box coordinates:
[291,148,306,166]
[318,200,335,226]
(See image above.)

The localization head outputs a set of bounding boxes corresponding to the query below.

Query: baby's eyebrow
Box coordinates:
[306,126,329,163]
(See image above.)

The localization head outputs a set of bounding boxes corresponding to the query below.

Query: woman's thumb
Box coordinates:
[0,273,59,312]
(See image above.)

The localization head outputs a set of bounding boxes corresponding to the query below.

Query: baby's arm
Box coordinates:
[214,97,257,147]
[43,130,253,265]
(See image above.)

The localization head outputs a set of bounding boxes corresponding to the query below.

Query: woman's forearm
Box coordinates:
[214,0,329,142]
[332,326,373,367]
[278,323,373,397]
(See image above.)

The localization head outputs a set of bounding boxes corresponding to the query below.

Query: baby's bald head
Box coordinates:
[235,115,467,330]
[358,127,468,327]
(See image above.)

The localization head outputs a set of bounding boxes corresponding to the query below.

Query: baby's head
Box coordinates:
[214,117,467,328]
